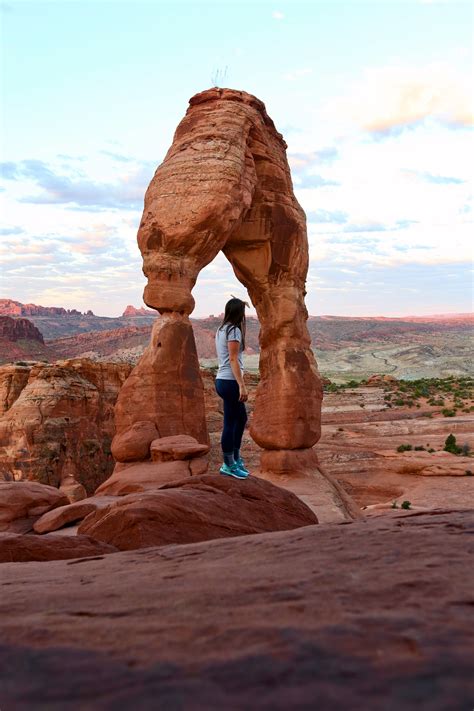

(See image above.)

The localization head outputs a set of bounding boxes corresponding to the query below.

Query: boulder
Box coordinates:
[33,496,118,534]
[0,481,68,532]
[79,474,318,550]
[150,435,209,462]
[95,460,196,496]
[111,421,159,463]
[0,532,117,563]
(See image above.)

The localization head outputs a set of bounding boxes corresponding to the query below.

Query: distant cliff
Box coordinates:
[122,305,155,317]
[0,316,45,343]
[0,299,94,317]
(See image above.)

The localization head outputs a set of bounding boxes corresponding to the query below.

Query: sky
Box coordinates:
[0,0,473,318]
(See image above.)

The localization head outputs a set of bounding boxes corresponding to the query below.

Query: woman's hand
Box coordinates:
[239,383,248,402]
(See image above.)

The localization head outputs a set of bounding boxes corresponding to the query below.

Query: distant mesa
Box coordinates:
[0,316,44,344]
[0,299,94,317]
[122,305,156,317]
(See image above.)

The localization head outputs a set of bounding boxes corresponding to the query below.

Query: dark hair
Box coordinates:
[220,297,246,349]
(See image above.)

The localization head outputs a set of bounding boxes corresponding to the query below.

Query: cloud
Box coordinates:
[295,174,340,188]
[0,226,24,236]
[282,68,312,81]
[1,158,154,210]
[100,150,135,163]
[289,147,339,170]
[320,62,474,136]
[408,170,466,185]
[307,209,348,224]
[272,10,284,20]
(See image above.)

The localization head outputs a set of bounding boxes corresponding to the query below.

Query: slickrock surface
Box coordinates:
[0,510,472,709]
[0,532,117,562]
[0,359,131,496]
[79,474,317,549]
[0,481,68,532]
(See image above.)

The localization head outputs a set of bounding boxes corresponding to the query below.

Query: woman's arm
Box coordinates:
[228,340,248,402]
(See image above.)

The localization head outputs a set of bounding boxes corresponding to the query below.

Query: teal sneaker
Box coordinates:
[219,463,248,479]
[235,458,250,475]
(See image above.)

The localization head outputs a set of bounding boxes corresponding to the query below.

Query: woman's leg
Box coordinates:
[233,402,248,460]
[215,379,240,464]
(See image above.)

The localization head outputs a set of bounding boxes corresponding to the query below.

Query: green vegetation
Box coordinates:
[444,434,462,455]
[401,500,412,510]
[442,408,457,417]
[397,444,413,452]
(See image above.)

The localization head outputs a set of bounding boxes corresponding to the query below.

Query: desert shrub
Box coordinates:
[428,448,435,453]
[337,427,344,431]
[391,501,398,509]
[466,470,473,476]
[401,500,411,510]
[444,434,462,455]
[347,379,360,388]
[397,444,412,452]
[394,398,405,406]
[414,445,425,451]
[442,408,456,417]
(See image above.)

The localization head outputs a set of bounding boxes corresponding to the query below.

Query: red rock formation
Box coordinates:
[113,313,208,447]
[79,474,318,550]
[0,299,89,316]
[122,305,154,317]
[0,481,68,532]
[0,532,117,562]
[1,510,473,709]
[0,364,30,415]
[0,359,131,497]
[115,88,324,494]
[94,460,195,496]
[33,495,118,534]
[0,315,44,343]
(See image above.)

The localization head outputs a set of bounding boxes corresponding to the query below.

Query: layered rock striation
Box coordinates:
[0,359,131,498]
[114,88,324,488]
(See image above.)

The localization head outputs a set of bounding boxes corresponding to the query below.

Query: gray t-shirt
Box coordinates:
[215,325,244,380]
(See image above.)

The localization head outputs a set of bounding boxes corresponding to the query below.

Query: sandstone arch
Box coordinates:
[112,88,359,521]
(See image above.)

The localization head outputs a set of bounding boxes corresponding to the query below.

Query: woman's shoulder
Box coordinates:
[226,325,241,340]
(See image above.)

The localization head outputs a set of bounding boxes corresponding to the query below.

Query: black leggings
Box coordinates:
[215,378,248,454]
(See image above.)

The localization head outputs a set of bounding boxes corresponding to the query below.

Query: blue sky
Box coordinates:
[1,0,472,317]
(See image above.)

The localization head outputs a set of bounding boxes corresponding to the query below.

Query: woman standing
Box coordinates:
[215,297,250,479]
